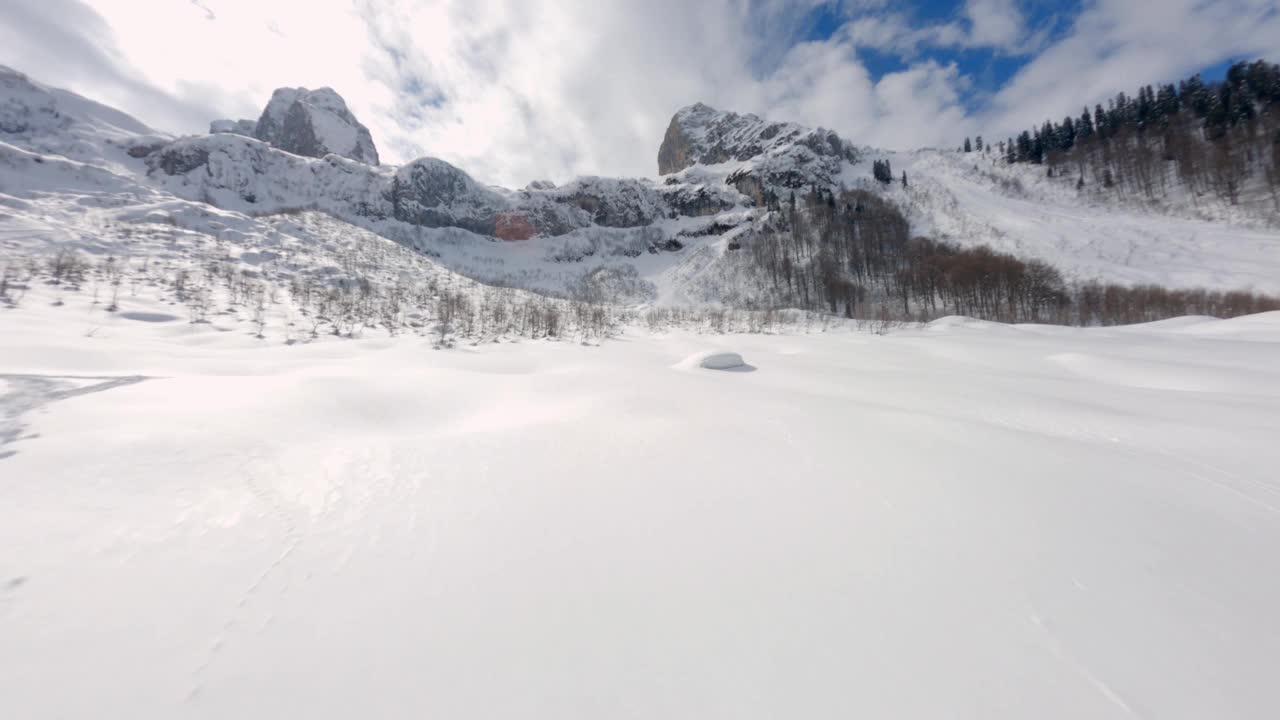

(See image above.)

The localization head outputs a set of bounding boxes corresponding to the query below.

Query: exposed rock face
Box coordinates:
[390,157,503,234]
[657,102,858,176]
[555,177,666,228]
[657,113,695,176]
[253,87,380,165]
[657,103,862,207]
[210,118,256,136]
[663,183,739,217]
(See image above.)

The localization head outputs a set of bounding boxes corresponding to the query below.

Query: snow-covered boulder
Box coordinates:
[699,351,747,370]
[674,350,752,371]
[253,87,380,165]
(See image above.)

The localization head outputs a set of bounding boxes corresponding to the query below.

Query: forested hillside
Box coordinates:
[962,60,1280,209]
[717,187,1280,325]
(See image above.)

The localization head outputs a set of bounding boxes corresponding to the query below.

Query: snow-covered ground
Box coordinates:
[4,287,1280,718]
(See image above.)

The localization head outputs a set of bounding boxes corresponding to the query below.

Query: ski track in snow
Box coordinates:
[1028,612,1144,719]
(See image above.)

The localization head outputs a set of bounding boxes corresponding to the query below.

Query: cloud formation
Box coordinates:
[1,0,1275,186]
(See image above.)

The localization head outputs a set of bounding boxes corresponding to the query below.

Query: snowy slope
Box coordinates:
[890,150,1280,293]
[3,290,1280,718]
[0,65,169,175]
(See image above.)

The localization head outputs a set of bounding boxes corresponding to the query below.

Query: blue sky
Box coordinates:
[799,0,1071,95]
[2,0,1278,185]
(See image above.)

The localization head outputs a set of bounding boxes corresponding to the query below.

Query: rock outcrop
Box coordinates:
[210,118,256,136]
[658,103,862,205]
[389,157,504,234]
[658,102,858,176]
[252,87,380,165]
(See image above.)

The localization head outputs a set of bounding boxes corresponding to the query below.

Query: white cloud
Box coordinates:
[840,0,1039,57]
[964,0,1027,49]
[981,0,1280,142]
[0,0,981,183]
[0,0,1275,187]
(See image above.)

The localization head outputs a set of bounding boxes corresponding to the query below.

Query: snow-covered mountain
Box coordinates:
[3,65,1280,306]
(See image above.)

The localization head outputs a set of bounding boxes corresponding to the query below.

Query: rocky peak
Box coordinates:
[253,86,380,165]
[657,102,858,176]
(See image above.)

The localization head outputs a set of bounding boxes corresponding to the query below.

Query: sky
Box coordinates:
[2,0,1277,186]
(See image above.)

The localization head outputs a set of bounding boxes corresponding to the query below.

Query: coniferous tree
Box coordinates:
[1184,74,1211,116]
[1155,84,1180,124]
[1058,116,1076,151]
[1078,107,1094,141]
[964,137,973,153]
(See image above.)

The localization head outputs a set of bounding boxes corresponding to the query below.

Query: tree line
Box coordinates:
[962,59,1280,208]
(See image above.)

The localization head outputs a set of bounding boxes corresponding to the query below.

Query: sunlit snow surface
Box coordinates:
[3,296,1280,719]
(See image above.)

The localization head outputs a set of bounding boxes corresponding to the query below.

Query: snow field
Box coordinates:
[3,293,1280,719]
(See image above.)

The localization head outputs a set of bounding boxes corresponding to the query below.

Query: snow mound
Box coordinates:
[675,350,751,371]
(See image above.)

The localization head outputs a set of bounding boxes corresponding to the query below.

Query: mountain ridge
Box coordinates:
[3,65,1280,312]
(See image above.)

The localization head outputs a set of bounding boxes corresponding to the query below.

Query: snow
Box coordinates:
[4,286,1280,717]
[0,65,167,175]
[680,349,749,370]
